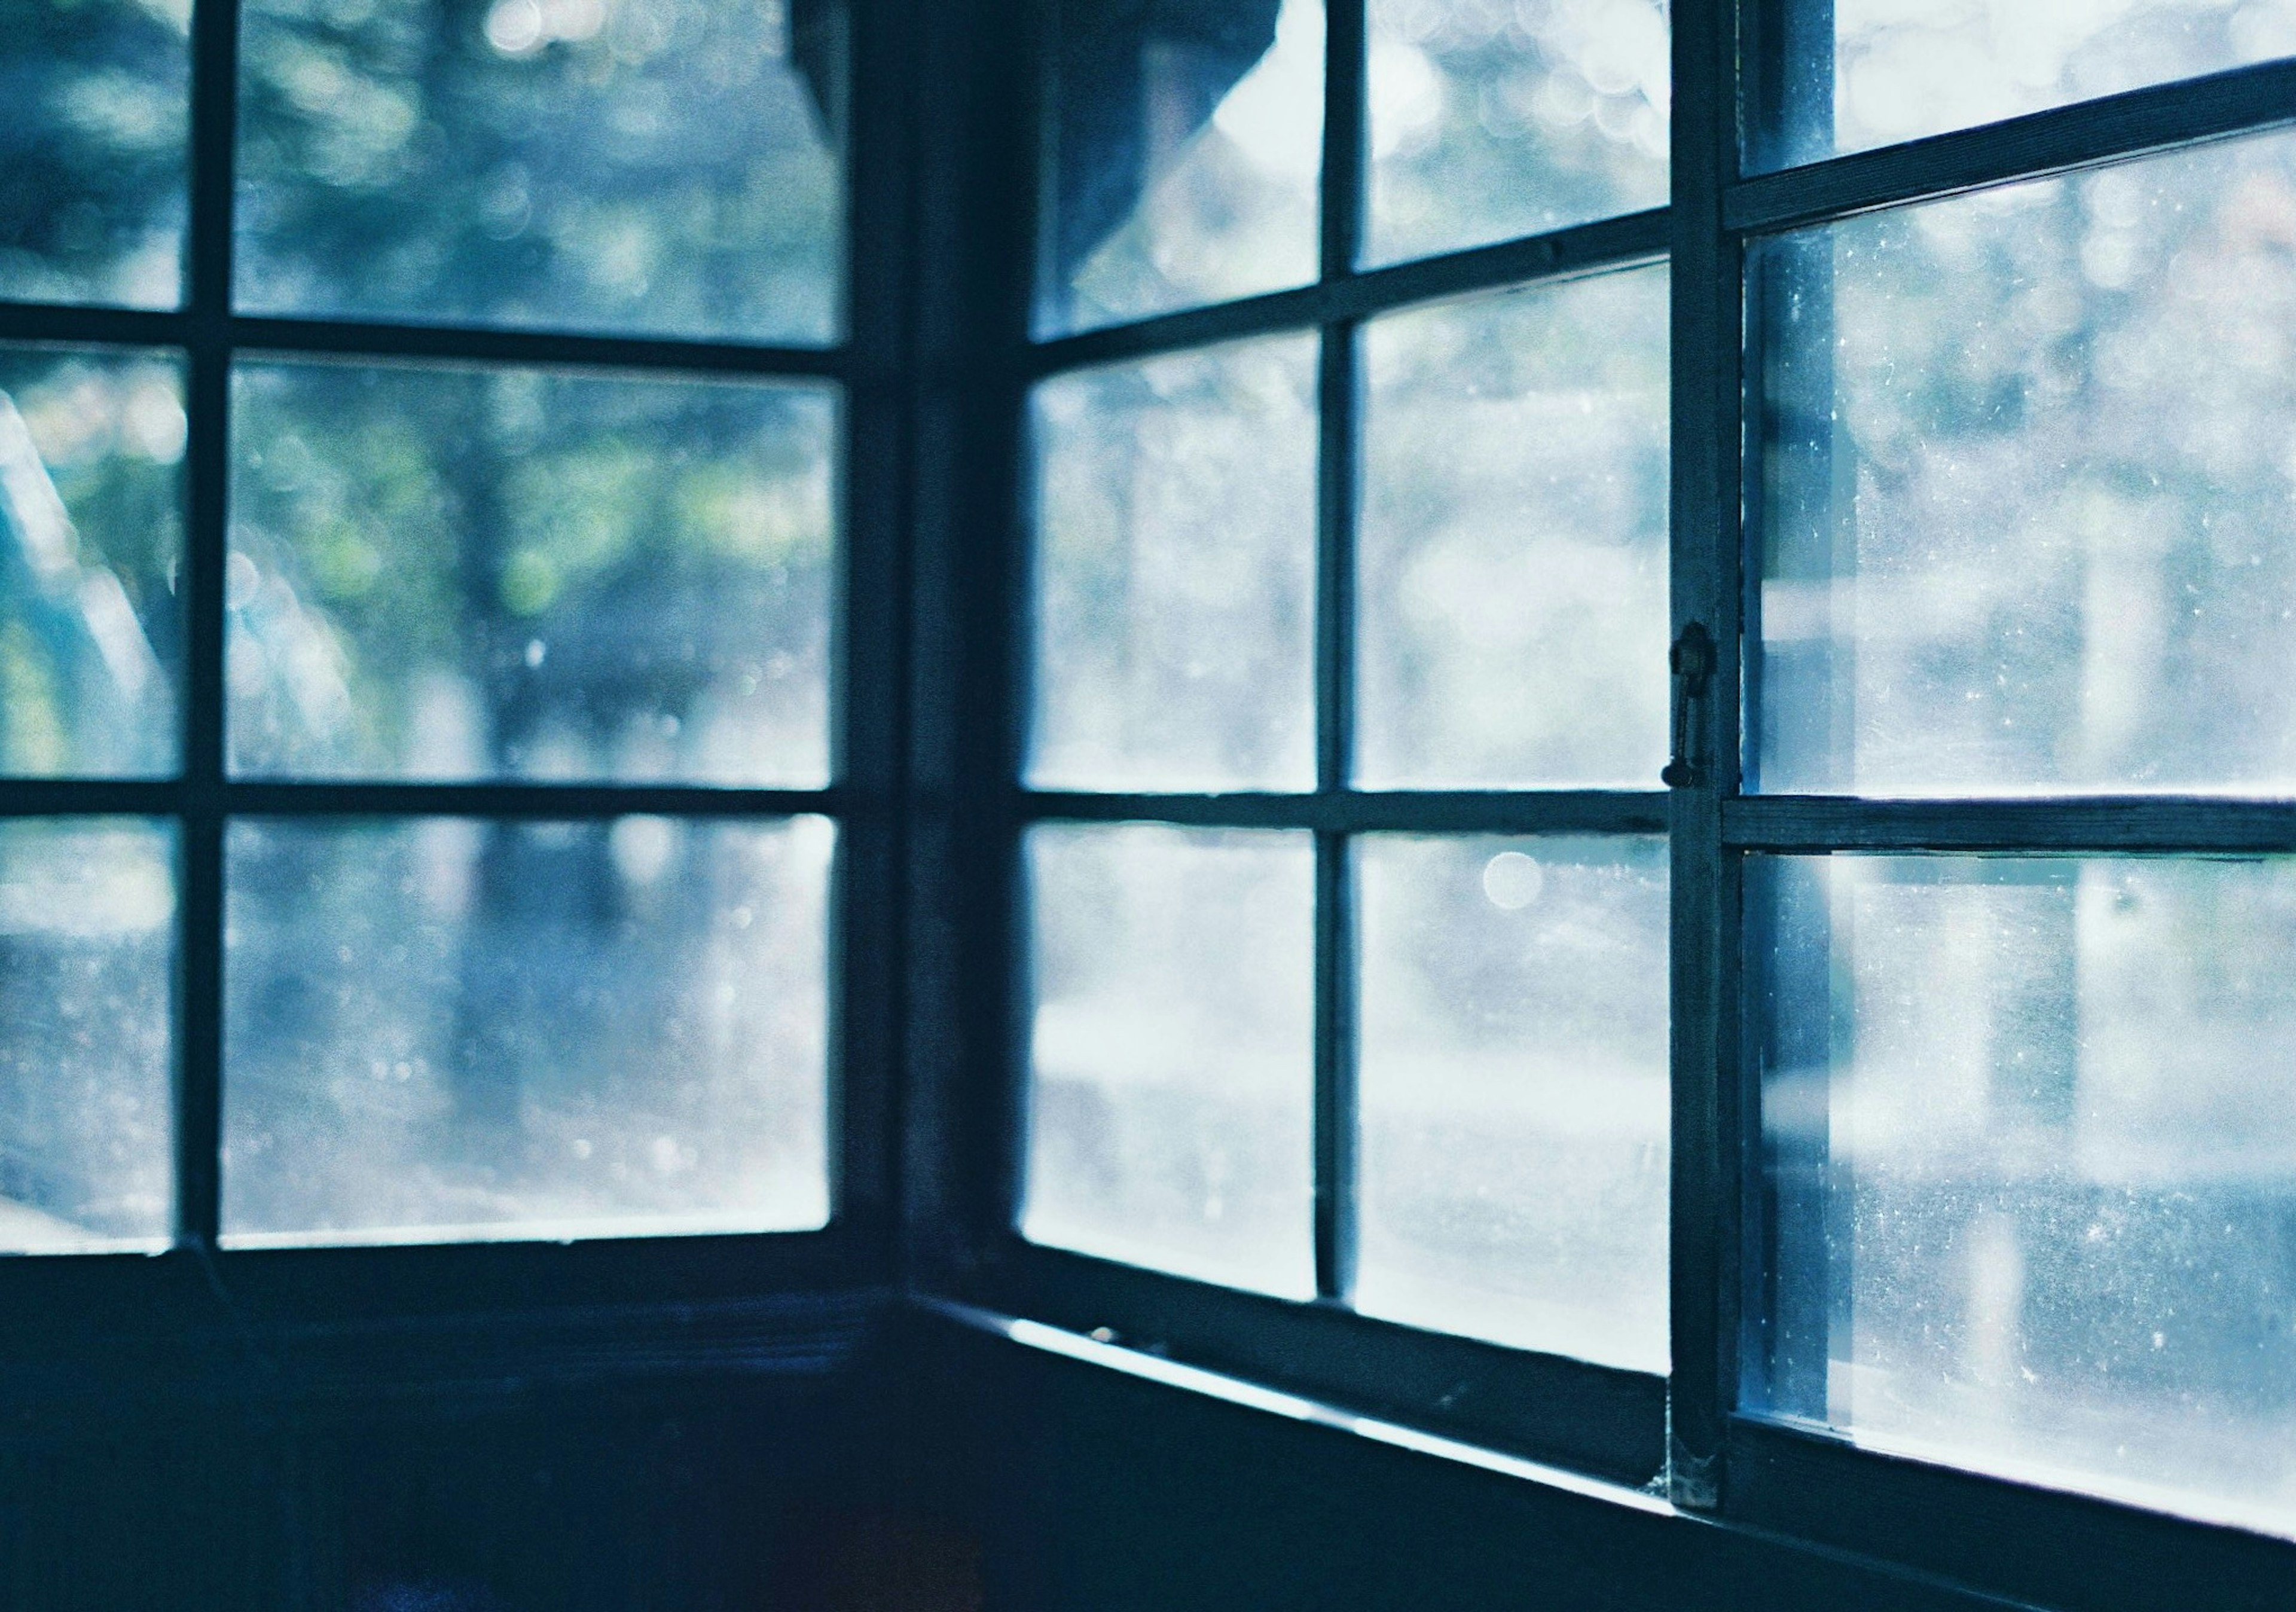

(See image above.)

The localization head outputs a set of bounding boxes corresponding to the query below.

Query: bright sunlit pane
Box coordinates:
[0,346,183,778]
[0,820,174,1254]
[1364,0,1667,267]
[1755,130,2296,796]
[1751,854,2296,1541]
[228,361,833,785]
[1030,335,1317,793]
[235,0,844,343]
[0,0,188,309]
[1037,0,1321,336]
[221,815,832,1247]
[1756,0,2296,170]
[1354,835,1669,1372]
[1357,267,1668,788]
[1022,823,1315,1299]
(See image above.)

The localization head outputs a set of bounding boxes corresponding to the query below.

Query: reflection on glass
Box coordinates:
[1758,0,2296,170]
[222,816,832,1246]
[1357,268,1668,788]
[0,347,183,777]
[228,361,834,785]
[236,0,844,343]
[1365,0,1667,266]
[0,0,188,308]
[1751,854,2296,1540]
[1755,130,2296,796]
[1354,835,1668,1371]
[1037,0,1321,336]
[0,820,173,1254]
[1022,823,1315,1299]
[1030,335,1317,792]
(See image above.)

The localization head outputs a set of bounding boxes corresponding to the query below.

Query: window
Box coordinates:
[0,0,894,1268]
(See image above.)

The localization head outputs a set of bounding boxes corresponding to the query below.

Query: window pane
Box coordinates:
[1751,854,2296,1540]
[1037,0,1321,337]
[0,819,173,1253]
[1,0,187,308]
[221,815,832,1246]
[228,361,833,785]
[1754,0,2296,170]
[1030,335,1317,793]
[236,0,843,343]
[1022,823,1315,1299]
[1357,267,1668,788]
[1355,834,1668,1372]
[1364,0,1667,267]
[0,346,183,777]
[1755,131,2296,796]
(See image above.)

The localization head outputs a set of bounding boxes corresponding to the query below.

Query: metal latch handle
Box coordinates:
[1661,622,1714,788]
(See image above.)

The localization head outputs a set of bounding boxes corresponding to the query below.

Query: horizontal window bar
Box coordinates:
[1024,210,1668,378]
[1724,796,2296,853]
[1022,790,1669,835]
[0,303,847,378]
[0,780,852,819]
[1726,56,2296,237]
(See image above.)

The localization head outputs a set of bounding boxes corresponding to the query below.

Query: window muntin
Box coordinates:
[1751,0,2296,171]
[1034,0,1324,338]
[1355,267,1669,789]
[1363,0,1668,267]
[0,817,174,1253]
[1749,853,2296,1541]
[0,344,184,777]
[221,813,833,1247]
[228,361,837,786]
[1754,130,2296,797]
[235,0,845,343]
[2,0,189,310]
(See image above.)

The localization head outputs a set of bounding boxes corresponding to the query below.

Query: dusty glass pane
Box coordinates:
[0,346,184,778]
[221,815,832,1246]
[0,819,174,1254]
[1755,0,2296,170]
[0,0,188,308]
[1037,0,1321,337]
[228,361,833,785]
[236,0,844,343]
[1751,854,2296,1540]
[1354,835,1668,1371]
[1030,335,1317,793]
[1022,823,1315,1299]
[1364,0,1667,267]
[1357,267,1668,788]
[1756,130,2296,796]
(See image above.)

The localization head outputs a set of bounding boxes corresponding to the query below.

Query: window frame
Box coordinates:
[0,0,915,1342]
[917,2,2296,1605]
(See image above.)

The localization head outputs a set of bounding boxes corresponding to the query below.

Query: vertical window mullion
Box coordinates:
[1665,0,1747,1509]
[1312,0,1367,1302]
[175,0,240,1251]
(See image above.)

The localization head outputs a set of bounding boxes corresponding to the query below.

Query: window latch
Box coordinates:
[1662,621,1715,788]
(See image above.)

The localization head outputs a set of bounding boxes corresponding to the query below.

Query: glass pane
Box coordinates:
[1037,0,1321,337]
[1030,335,1317,793]
[236,0,844,343]
[0,820,173,1254]
[1357,267,1668,788]
[222,815,832,1246]
[1755,0,2296,170]
[1354,835,1668,1371]
[1022,823,1315,1299]
[0,0,188,308]
[1756,130,2296,796]
[0,346,183,777]
[1751,854,2296,1540]
[1364,0,1668,267]
[229,361,834,785]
